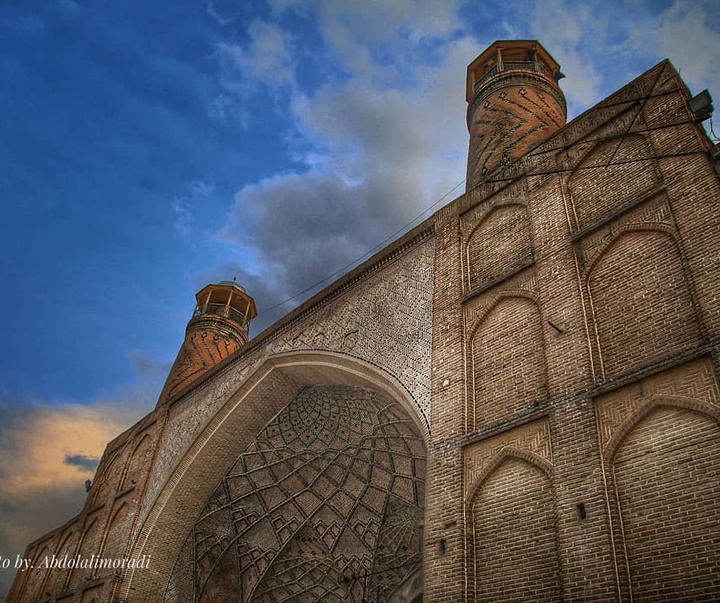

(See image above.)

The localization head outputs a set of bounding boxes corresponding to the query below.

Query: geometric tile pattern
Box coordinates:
[145,238,433,527]
[163,385,425,602]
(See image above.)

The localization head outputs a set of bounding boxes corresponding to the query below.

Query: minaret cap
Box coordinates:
[157,280,257,405]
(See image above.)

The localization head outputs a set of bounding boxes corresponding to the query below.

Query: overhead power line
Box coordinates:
[261,179,466,316]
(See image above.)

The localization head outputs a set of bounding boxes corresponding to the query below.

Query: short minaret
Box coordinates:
[466,40,567,189]
[158,280,257,404]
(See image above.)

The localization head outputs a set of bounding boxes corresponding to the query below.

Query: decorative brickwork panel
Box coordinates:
[467,84,566,186]
[165,328,241,399]
[102,502,132,560]
[594,357,720,454]
[120,433,153,492]
[67,517,102,589]
[43,531,78,596]
[466,204,533,292]
[568,134,660,232]
[163,385,425,603]
[89,451,124,507]
[19,544,52,602]
[471,297,547,430]
[464,419,552,500]
[588,231,699,379]
[613,407,720,600]
[471,458,561,602]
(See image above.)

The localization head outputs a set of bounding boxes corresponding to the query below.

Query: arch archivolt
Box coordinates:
[465,446,554,506]
[464,203,534,293]
[582,224,677,277]
[467,289,540,341]
[117,350,428,603]
[581,226,700,380]
[464,418,553,503]
[567,132,662,232]
[462,200,528,245]
[599,396,720,463]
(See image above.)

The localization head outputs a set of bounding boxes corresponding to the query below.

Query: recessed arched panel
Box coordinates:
[91,452,122,507]
[588,231,699,378]
[120,433,152,492]
[42,530,78,596]
[466,204,533,292]
[569,134,661,230]
[613,406,720,600]
[67,518,102,589]
[102,502,131,560]
[471,297,547,430]
[471,457,561,602]
[19,544,49,601]
[163,384,425,603]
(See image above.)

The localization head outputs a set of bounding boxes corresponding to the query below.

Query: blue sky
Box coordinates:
[1,0,719,596]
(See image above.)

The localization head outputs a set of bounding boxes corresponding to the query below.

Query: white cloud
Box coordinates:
[217,5,479,329]
[620,0,720,94]
[217,20,297,91]
[206,1,233,27]
[528,0,604,115]
[171,179,215,239]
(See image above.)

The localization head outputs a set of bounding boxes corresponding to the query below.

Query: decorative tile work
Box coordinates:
[269,240,435,422]
[144,238,434,525]
[163,385,425,603]
[464,419,552,499]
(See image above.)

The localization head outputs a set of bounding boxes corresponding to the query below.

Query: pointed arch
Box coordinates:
[119,432,152,492]
[568,133,661,230]
[465,202,534,292]
[586,229,700,378]
[465,446,554,506]
[470,296,548,429]
[469,453,561,602]
[118,350,429,602]
[609,401,720,599]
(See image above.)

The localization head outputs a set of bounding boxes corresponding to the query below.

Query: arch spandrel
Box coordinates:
[117,351,428,603]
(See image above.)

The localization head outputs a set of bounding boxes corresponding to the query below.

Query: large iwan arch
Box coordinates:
[118,351,429,602]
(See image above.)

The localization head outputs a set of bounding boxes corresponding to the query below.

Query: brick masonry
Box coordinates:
[9,42,720,603]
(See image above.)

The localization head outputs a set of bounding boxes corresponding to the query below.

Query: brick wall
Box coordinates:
[10,54,720,603]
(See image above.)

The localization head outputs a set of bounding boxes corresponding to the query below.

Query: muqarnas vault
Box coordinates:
[10,40,720,603]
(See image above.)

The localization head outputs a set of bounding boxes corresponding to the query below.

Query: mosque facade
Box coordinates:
[10,40,720,602]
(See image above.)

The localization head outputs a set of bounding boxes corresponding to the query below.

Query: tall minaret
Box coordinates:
[158,280,257,404]
[466,40,567,189]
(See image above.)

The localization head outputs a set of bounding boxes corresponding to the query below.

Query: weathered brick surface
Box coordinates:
[613,406,720,601]
[10,48,720,603]
[472,458,562,601]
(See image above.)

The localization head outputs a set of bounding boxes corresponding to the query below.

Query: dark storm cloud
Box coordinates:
[63,454,101,472]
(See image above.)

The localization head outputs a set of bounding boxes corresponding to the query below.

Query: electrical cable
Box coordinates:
[260,178,466,316]
[261,101,717,318]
